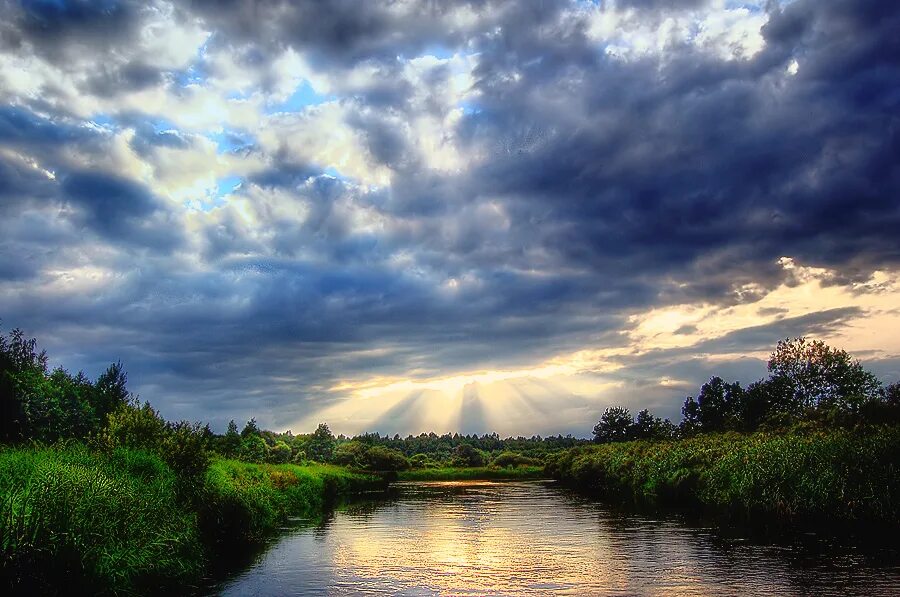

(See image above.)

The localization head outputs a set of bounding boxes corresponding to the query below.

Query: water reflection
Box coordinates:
[218,481,900,596]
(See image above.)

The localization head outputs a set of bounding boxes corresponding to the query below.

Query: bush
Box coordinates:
[492,451,541,467]
[450,444,485,467]
[269,441,292,464]
[408,453,439,469]
[362,446,409,471]
[96,401,167,451]
[239,435,269,463]
[95,402,209,498]
[332,441,367,467]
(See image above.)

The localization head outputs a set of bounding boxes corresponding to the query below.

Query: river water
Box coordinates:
[216,480,900,596]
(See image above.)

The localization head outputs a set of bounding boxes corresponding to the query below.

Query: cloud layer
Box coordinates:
[1,0,898,435]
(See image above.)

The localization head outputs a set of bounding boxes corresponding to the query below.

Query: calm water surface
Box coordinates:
[217,480,900,596]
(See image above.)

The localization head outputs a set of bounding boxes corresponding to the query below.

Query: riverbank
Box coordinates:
[0,445,384,594]
[398,465,545,481]
[547,425,900,525]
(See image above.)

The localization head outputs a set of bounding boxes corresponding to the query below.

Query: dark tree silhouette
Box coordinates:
[768,337,881,410]
[592,407,633,443]
[696,377,745,431]
[241,418,260,438]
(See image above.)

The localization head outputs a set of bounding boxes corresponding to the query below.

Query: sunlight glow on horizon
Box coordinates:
[291,257,900,436]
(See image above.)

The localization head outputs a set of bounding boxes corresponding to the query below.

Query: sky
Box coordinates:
[0,0,898,437]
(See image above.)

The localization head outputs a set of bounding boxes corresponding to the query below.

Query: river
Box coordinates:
[215,480,900,596]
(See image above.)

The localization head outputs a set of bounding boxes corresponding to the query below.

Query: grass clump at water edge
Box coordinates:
[0,447,385,594]
[547,426,900,524]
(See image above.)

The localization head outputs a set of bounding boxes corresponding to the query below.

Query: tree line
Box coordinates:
[0,324,583,475]
[212,419,585,471]
[592,337,900,443]
[5,325,896,470]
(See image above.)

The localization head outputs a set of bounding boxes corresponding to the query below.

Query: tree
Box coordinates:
[451,443,485,467]
[306,422,335,462]
[94,361,130,422]
[269,440,292,464]
[696,377,744,431]
[679,397,701,436]
[741,377,796,430]
[885,382,900,407]
[0,328,48,442]
[241,418,260,438]
[592,407,633,443]
[631,409,672,440]
[221,419,241,457]
[239,435,269,462]
[362,445,409,471]
[768,337,881,411]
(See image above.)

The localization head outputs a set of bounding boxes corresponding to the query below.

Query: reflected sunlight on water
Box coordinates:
[218,481,900,596]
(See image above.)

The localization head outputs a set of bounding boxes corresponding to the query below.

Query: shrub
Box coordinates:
[95,402,209,499]
[450,444,485,467]
[239,435,269,463]
[361,446,409,471]
[269,441,292,464]
[408,453,439,469]
[492,451,541,467]
[332,441,367,467]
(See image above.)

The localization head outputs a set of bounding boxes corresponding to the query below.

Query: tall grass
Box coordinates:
[0,444,202,594]
[0,448,385,593]
[547,426,900,524]
[200,459,383,546]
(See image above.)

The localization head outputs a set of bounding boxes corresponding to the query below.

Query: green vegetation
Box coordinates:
[0,445,383,594]
[0,324,559,592]
[213,420,586,472]
[3,323,898,591]
[562,337,900,525]
[0,326,388,592]
[548,427,900,524]
[201,459,382,546]
[0,445,202,593]
[398,465,544,481]
[590,338,899,444]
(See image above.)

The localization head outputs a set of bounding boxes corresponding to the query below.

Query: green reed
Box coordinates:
[547,426,900,524]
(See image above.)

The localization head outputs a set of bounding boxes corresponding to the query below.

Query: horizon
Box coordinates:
[2,0,899,437]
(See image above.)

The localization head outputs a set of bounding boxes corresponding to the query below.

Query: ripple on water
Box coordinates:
[218,481,900,596]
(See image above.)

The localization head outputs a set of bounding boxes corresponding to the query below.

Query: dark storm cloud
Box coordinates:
[83,61,166,96]
[0,0,897,433]
[0,105,95,146]
[189,0,516,68]
[450,0,900,306]
[3,0,139,55]
[0,103,183,250]
[60,171,178,246]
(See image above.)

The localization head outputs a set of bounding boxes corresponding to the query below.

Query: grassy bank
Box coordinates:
[201,458,383,546]
[547,426,900,524]
[398,465,544,481]
[0,445,383,594]
[0,445,202,593]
